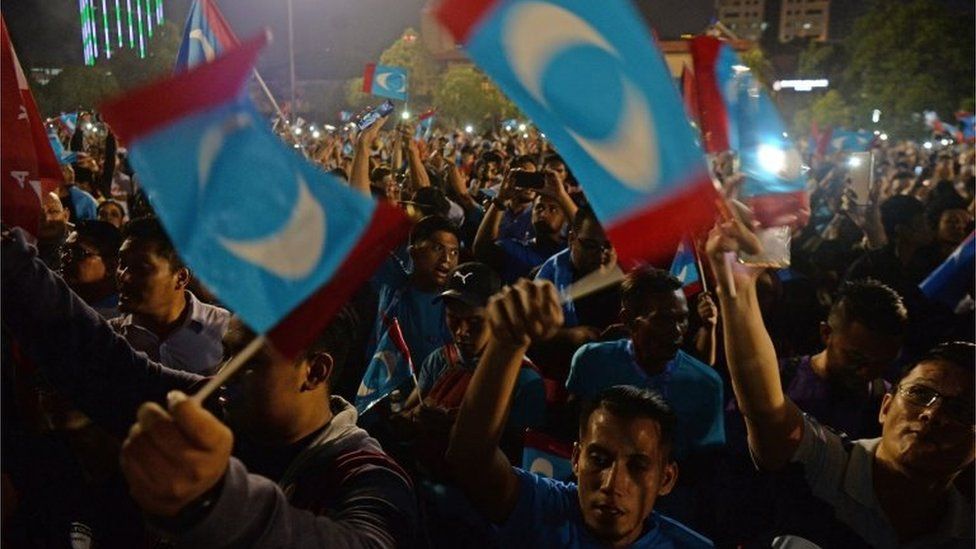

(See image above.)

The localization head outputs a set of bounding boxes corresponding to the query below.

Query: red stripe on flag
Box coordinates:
[418,108,436,121]
[680,63,699,125]
[433,0,499,43]
[201,0,240,49]
[362,63,376,94]
[606,175,718,266]
[745,190,810,229]
[267,202,412,359]
[100,32,267,143]
[689,36,730,154]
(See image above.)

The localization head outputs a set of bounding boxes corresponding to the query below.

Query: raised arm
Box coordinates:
[446,279,564,522]
[704,220,804,470]
[1,228,202,436]
[350,116,388,195]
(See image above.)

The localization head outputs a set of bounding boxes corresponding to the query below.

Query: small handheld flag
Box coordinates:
[363,63,409,101]
[522,430,574,481]
[174,0,239,71]
[669,238,703,296]
[356,317,415,414]
[434,0,717,264]
[101,33,411,361]
[920,232,975,311]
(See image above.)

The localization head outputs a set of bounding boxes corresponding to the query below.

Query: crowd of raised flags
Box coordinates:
[2,0,974,547]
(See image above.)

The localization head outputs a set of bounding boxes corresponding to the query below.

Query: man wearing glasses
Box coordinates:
[706,218,974,548]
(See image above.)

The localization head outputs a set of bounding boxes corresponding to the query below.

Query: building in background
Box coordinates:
[778,0,830,42]
[716,0,767,41]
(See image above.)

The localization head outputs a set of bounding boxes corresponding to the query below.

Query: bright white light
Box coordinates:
[308,124,316,131]
[880,133,889,141]
[465,125,474,133]
[85,123,94,131]
[848,156,863,168]
[923,141,933,150]
[772,79,828,92]
[871,109,881,124]
[312,130,321,139]
[505,124,514,131]
[941,139,950,146]
[401,111,411,120]
[873,130,881,136]
[522,133,529,138]
[732,64,750,73]
[324,124,336,131]
[782,132,789,138]
[293,127,303,135]
[757,144,786,174]
[518,123,527,132]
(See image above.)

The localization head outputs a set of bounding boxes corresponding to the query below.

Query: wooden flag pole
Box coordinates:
[192,334,267,404]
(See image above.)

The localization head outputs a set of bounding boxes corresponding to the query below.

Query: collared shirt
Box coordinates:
[568,341,725,460]
[496,467,713,548]
[110,291,230,375]
[792,414,974,548]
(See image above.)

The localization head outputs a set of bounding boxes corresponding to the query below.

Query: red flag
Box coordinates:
[362,62,376,93]
[680,63,699,125]
[811,119,833,160]
[689,36,730,154]
[1,16,61,237]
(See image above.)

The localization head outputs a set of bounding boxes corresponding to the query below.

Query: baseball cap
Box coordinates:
[436,262,501,308]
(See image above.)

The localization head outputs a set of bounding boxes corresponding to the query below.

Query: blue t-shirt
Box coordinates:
[499,204,534,242]
[68,186,98,221]
[567,341,725,460]
[535,248,579,327]
[496,467,713,548]
[369,255,451,367]
[496,237,566,284]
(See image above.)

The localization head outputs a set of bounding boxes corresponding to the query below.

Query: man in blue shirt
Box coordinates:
[369,215,459,367]
[567,268,725,461]
[446,279,712,548]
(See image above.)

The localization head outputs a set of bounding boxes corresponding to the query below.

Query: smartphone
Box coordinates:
[846,152,873,206]
[357,100,394,131]
[512,170,545,189]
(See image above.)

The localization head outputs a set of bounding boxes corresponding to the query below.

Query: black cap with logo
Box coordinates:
[436,262,501,308]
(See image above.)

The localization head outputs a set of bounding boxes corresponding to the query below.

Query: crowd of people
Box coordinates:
[1,108,973,548]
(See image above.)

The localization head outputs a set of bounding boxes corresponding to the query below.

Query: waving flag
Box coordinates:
[691,36,807,227]
[101,34,410,358]
[415,108,436,140]
[434,0,716,263]
[174,0,239,72]
[828,129,872,153]
[1,16,62,237]
[669,238,702,296]
[920,231,975,311]
[679,64,699,126]
[363,63,409,101]
[956,112,975,142]
[47,130,77,165]
[356,317,414,414]
[59,112,78,133]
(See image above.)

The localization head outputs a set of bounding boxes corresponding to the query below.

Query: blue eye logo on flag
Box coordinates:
[434,0,717,264]
[356,316,415,414]
[174,0,239,72]
[363,63,408,101]
[101,33,410,358]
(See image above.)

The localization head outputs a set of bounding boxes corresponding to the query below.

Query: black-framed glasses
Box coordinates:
[60,243,101,262]
[897,383,975,425]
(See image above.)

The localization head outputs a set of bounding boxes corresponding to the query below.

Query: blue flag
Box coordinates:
[364,63,408,101]
[829,129,872,153]
[102,35,410,358]
[435,0,717,263]
[174,0,239,72]
[356,317,414,414]
[669,238,702,295]
[47,130,77,165]
[59,112,78,133]
[920,232,975,311]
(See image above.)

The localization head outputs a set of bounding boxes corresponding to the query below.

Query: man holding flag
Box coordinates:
[3,30,417,546]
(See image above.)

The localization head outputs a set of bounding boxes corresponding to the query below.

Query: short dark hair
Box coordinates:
[370,166,392,184]
[880,195,924,239]
[621,266,682,317]
[897,341,976,386]
[74,220,122,263]
[579,385,676,459]
[122,216,182,268]
[828,279,908,338]
[512,155,537,170]
[543,153,565,167]
[409,215,459,246]
[96,200,125,218]
[571,205,601,234]
[410,187,451,219]
[326,167,348,182]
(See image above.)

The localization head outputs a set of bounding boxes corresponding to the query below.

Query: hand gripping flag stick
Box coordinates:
[192,335,266,404]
